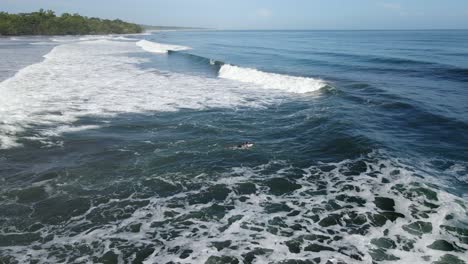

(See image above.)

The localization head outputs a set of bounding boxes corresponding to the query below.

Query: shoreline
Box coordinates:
[0,29,210,38]
[0,32,147,37]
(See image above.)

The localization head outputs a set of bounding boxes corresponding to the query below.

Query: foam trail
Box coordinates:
[78,35,113,41]
[126,32,152,36]
[29,42,56,46]
[219,64,327,94]
[50,37,78,43]
[113,36,137,41]
[136,39,191,53]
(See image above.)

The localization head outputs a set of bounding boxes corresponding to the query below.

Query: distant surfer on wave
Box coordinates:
[230,141,254,150]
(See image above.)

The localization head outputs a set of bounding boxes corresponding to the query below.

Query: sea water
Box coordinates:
[0,31,467,264]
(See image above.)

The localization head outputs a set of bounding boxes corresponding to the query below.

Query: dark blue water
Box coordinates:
[0,31,467,264]
[148,30,468,155]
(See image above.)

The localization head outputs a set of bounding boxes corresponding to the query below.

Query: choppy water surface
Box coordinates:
[0,31,467,264]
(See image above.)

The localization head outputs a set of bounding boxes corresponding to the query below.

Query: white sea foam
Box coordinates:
[50,35,113,43]
[113,36,137,41]
[2,153,466,263]
[0,135,22,149]
[219,64,327,94]
[8,36,45,42]
[125,32,152,36]
[78,35,113,41]
[41,125,102,137]
[38,35,131,44]
[50,37,79,43]
[29,41,56,46]
[136,39,191,53]
[0,39,283,149]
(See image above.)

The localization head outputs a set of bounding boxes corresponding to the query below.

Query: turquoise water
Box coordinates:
[0,31,467,263]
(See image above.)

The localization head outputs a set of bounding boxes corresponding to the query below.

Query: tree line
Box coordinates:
[0,9,143,35]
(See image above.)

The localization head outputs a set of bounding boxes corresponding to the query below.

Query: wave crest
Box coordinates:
[219,64,327,94]
[136,39,191,54]
[0,39,284,149]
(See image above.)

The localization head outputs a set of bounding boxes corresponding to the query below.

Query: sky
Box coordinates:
[1,0,468,30]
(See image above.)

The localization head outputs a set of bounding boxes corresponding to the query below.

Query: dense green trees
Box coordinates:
[0,9,143,35]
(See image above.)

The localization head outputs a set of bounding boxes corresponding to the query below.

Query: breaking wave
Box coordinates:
[219,64,327,94]
[164,50,328,93]
[136,39,191,53]
[0,39,287,149]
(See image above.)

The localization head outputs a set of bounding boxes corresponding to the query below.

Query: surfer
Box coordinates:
[230,141,254,150]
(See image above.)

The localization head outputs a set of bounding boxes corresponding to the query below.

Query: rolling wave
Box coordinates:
[166,50,328,93]
[0,38,329,149]
[136,39,191,53]
[167,50,225,67]
[219,64,327,94]
[0,39,289,149]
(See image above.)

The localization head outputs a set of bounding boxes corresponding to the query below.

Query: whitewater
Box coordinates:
[0,38,326,150]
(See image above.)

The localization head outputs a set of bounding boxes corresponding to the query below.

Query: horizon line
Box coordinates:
[159,28,468,31]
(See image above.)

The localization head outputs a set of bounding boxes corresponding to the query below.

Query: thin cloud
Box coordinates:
[378,2,408,16]
[256,8,272,19]
[380,2,402,11]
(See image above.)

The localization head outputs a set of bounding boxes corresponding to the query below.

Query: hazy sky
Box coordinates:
[1,0,468,30]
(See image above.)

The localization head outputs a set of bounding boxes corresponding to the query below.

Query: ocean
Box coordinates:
[0,30,467,264]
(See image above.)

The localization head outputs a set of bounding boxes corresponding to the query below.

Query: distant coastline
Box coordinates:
[0,9,142,36]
